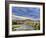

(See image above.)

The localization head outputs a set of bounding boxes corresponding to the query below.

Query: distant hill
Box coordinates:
[12,14,40,21]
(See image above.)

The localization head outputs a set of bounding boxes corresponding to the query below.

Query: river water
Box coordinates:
[13,24,34,31]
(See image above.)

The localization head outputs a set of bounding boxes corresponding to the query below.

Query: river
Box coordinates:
[13,24,34,31]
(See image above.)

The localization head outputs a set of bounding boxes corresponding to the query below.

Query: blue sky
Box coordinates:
[12,7,40,20]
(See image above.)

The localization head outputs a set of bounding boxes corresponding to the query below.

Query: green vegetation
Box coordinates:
[12,25,21,28]
[12,21,17,25]
[12,28,16,31]
[12,20,40,31]
[26,22,40,30]
[12,25,21,31]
